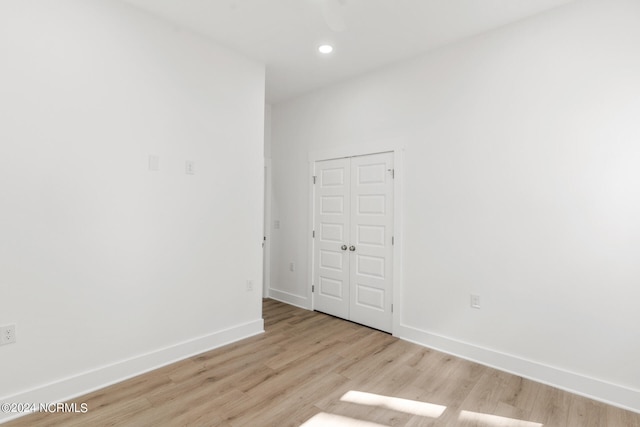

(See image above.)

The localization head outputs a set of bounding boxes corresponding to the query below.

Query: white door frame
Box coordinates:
[263,158,272,299]
[307,142,404,335]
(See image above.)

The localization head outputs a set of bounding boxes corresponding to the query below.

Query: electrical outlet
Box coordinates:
[246,280,254,291]
[289,262,295,272]
[0,324,16,345]
[470,294,481,309]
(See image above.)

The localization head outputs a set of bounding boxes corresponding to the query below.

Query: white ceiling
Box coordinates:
[120,0,575,104]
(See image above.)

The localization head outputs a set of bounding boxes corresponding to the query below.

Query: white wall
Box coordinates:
[0,0,265,418]
[270,0,640,412]
[264,104,272,159]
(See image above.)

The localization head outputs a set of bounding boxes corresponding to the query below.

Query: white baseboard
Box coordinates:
[397,323,640,414]
[268,288,310,310]
[0,319,264,424]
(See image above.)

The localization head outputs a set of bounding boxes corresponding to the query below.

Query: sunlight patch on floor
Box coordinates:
[340,390,447,418]
[459,410,543,427]
[300,412,390,427]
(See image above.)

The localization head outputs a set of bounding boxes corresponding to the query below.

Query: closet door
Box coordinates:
[349,152,394,332]
[313,158,351,319]
[313,152,394,332]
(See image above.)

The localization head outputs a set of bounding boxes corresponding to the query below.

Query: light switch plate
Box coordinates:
[470,294,481,309]
[186,161,195,175]
[149,155,159,171]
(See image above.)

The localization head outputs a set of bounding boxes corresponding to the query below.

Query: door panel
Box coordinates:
[313,158,350,319]
[356,254,385,278]
[319,277,344,299]
[356,225,386,247]
[319,250,343,271]
[320,195,345,214]
[355,283,385,310]
[320,167,346,186]
[357,195,387,214]
[320,223,344,242]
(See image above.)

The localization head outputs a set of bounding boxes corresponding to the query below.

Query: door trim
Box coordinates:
[263,158,272,299]
[308,142,404,335]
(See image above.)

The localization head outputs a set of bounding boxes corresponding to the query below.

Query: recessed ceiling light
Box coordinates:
[318,44,333,54]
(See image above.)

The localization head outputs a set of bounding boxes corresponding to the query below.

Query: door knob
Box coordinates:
[349,245,356,251]
[341,245,348,251]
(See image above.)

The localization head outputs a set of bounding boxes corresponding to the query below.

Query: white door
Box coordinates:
[313,157,351,319]
[349,153,394,331]
[313,152,394,332]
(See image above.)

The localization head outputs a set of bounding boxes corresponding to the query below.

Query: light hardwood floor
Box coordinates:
[6,299,640,426]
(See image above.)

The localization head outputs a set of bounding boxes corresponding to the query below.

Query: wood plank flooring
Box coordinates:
[5,299,640,426]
